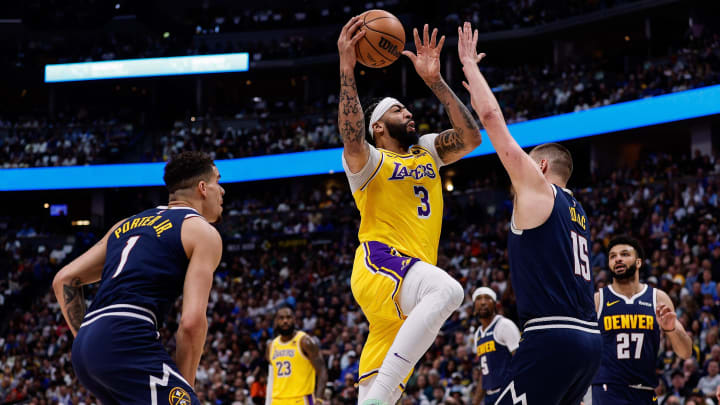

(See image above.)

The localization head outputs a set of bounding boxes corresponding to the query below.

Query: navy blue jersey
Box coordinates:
[593,285,661,388]
[475,316,513,390]
[507,185,596,324]
[88,206,203,323]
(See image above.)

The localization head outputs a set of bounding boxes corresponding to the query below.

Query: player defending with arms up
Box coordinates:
[459,22,602,404]
[592,236,691,405]
[53,151,224,405]
[337,16,482,405]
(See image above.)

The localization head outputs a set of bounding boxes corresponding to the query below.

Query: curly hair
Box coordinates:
[163,151,215,193]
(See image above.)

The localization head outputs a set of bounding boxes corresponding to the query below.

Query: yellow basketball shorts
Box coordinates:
[351,241,420,387]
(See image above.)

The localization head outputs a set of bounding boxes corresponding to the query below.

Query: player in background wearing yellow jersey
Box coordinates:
[266,306,328,405]
[337,17,482,405]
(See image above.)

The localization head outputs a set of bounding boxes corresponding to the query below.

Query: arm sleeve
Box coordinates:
[342,143,382,194]
[265,364,274,405]
[417,133,446,168]
[494,319,521,352]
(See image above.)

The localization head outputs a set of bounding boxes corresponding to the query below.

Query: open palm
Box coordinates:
[402,24,445,83]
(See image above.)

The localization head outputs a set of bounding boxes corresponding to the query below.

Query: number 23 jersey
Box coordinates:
[342,134,445,265]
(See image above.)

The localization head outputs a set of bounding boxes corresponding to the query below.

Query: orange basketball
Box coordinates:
[355,10,405,68]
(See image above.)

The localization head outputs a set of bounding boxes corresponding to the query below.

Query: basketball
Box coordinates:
[355,10,405,68]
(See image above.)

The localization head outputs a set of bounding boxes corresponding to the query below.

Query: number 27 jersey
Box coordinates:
[342,135,445,264]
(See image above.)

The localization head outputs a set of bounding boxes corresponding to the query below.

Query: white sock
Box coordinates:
[363,261,464,403]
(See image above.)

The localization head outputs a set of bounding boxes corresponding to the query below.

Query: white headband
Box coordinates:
[472,287,497,302]
[368,97,401,138]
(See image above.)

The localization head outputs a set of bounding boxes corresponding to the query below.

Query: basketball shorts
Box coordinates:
[270,394,315,405]
[484,389,500,405]
[72,304,200,405]
[351,241,419,386]
[494,318,602,405]
[591,384,657,405]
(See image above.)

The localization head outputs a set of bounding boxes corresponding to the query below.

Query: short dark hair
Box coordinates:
[530,143,573,183]
[608,235,645,261]
[363,98,382,146]
[163,151,215,193]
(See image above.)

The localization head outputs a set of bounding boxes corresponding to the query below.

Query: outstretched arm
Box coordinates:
[338,16,369,173]
[52,219,124,336]
[458,22,553,228]
[301,335,328,403]
[402,24,481,165]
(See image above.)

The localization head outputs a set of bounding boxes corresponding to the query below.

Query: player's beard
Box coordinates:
[385,119,418,150]
[611,263,637,280]
[477,307,494,319]
[277,324,295,338]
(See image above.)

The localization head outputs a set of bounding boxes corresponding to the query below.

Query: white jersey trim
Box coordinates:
[596,288,604,319]
[342,144,383,194]
[479,314,501,338]
[416,133,445,168]
[608,284,648,305]
[524,324,601,334]
[81,311,155,328]
[525,316,598,327]
[84,303,158,325]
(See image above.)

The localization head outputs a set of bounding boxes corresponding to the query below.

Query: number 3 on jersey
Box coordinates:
[414,185,430,218]
[570,231,590,281]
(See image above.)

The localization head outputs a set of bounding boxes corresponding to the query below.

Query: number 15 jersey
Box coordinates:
[342,135,445,265]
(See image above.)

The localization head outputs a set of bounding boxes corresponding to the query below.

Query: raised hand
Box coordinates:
[401,24,445,84]
[656,304,677,332]
[457,21,485,67]
[337,16,366,70]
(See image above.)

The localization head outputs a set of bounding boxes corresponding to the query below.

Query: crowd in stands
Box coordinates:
[0,117,136,168]
[155,27,720,162]
[2,22,716,167]
[3,150,720,405]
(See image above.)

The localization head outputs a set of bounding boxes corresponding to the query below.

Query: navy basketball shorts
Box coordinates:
[484,390,501,405]
[72,308,200,405]
[591,384,657,405]
[494,322,602,405]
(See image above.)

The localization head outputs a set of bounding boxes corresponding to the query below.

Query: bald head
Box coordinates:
[529,143,573,185]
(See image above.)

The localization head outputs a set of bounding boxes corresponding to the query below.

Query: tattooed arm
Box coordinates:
[337,16,369,173]
[52,219,124,336]
[402,24,481,165]
[428,79,482,165]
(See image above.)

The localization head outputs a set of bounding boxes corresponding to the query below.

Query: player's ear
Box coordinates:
[635,256,642,270]
[540,159,549,174]
[198,180,208,197]
[373,121,383,137]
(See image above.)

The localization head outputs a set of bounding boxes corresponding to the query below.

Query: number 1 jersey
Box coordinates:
[88,206,203,324]
[342,135,445,264]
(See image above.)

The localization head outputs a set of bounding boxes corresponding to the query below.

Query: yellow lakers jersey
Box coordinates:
[351,144,443,264]
[269,331,316,399]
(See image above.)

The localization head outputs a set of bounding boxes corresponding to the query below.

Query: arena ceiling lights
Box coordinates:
[44,53,250,82]
[2,84,720,191]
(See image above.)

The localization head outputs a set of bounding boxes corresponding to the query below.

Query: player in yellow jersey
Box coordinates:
[337,17,483,405]
[266,306,327,405]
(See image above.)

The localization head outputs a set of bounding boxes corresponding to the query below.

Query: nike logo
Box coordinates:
[607,300,621,307]
[393,352,410,363]
[652,396,657,402]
